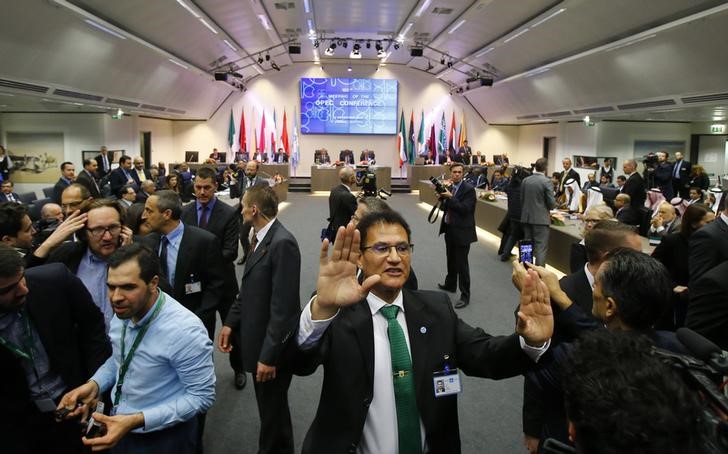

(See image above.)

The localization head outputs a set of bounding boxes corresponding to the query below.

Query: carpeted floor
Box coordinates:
[204,192,526,453]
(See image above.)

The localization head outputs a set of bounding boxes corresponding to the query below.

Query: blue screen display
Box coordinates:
[300,78,398,135]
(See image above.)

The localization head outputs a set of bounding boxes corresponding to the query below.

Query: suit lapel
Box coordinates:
[403,291,435,407]
[242,220,278,278]
[346,300,375,389]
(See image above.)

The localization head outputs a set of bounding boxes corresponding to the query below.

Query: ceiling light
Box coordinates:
[475,47,494,58]
[168,59,189,69]
[325,45,335,56]
[303,0,311,13]
[531,8,566,27]
[223,39,237,51]
[84,19,127,40]
[313,39,320,48]
[375,41,382,51]
[504,28,530,43]
[377,48,387,58]
[176,0,200,18]
[447,59,453,68]
[265,53,270,61]
[257,14,271,30]
[366,41,371,49]
[199,18,218,34]
[393,42,400,50]
[415,0,432,17]
[347,65,352,72]
[271,61,280,71]
[307,19,315,34]
[401,22,413,37]
[350,46,361,59]
[257,55,264,64]
[440,56,445,65]
[342,40,348,49]
[353,43,360,51]
[713,116,726,121]
[448,19,466,34]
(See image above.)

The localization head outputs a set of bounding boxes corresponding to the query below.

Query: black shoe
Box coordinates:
[438,283,456,292]
[234,372,247,390]
[454,299,469,309]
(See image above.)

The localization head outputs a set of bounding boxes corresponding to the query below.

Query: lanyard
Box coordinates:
[0,308,34,361]
[113,293,165,406]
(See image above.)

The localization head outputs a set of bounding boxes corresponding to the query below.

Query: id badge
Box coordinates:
[433,368,462,397]
[185,281,202,295]
[34,398,57,413]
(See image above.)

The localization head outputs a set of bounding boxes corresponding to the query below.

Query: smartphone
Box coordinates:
[518,240,534,265]
[85,402,107,439]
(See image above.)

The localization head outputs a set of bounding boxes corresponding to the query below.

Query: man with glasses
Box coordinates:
[61,183,92,219]
[46,199,133,331]
[287,210,553,454]
[218,185,300,454]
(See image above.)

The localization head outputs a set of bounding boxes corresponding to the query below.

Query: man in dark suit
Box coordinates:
[521,158,557,267]
[671,151,692,199]
[135,180,156,205]
[438,163,476,308]
[286,212,553,454]
[95,146,112,179]
[613,193,641,226]
[75,158,102,199]
[654,151,674,199]
[109,155,135,198]
[689,199,728,286]
[327,167,357,244]
[181,167,245,388]
[131,156,152,187]
[141,190,225,338]
[219,185,301,454]
[648,201,680,239]
[0,244,111,453]
[457,139,472,165]
[621,158,646,209]
[272,147,288,164]
[0,181,21,203]
[339,149,355,165]
[557,158,580,196]
[52,161,76,204]
[359,149,375,163]
[253,150,269,163]
[0,144,13,181]
[236,160,268,264]
[686,260,728,350]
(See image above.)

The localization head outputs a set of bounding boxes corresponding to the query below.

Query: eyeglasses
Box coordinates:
[62,200,83,211]
[87,224,122,238]
[362,242,414,256]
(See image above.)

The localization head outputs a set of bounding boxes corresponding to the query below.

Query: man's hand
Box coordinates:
[82,412,144,451]
[314,222,380,320]
[33,210,88,258]
[56,380,99,422]
[516,269,554,346]
[651,215,664,228]
[217,326,233,353]
[438,189,453,199]
[119,226,133,246]
[256,362,276,383]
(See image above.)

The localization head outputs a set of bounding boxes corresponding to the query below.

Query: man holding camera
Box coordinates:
[437,163,477,308]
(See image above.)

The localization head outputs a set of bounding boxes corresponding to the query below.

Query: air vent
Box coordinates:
[573,106,614,114]
[167,108,186,114]
[284,27,302,34]
[53,89,103,102]
[517,114,540,120]
[617,99,675,110]
[0,78,49,93]
[274,2,295,10]
[543,111,571,117]
[681,92,728,104]
[431,7,454,14]
[105,98,140,107]
[140,104,166,111]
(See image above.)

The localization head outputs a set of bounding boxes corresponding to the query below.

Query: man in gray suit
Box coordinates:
[520,158,556,266]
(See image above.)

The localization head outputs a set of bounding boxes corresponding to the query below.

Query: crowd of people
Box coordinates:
[0,144,726,454]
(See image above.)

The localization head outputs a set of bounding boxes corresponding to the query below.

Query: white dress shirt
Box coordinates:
[251,217,276,252]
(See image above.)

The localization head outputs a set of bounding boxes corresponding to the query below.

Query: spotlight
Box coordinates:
[265,53,270,61]
[366,40,371,49]
[313,39,320,48]
[330,42,337,50]
[350,43,361,59]
[440,56,445,65]
[324,46,334,56]
[257,55,264,64]
[342,40,348,49]
[347,65,352,72]
[377,48,386,58]
[447,60,453,68]
[375,41,382,51]
[393,42,400,50]
[271,61,280,71]
[353,43,360,51]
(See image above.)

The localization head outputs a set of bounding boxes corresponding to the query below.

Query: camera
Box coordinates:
[429,175,448,194]
[356,166,378,197]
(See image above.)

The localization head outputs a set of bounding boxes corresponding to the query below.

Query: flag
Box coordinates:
[271,108,277,155]
[281,109,290,155]
[408,110,415,165]
[239,109,247,154]
[259,111,266,155]
[459,111,467,148]
[292,109,300,173]
[398,110,407,168]
[227,109,235,150]
[448,111,456,152]
[429,113,436,161]
[438,111,447,157]
[417,110,425,160]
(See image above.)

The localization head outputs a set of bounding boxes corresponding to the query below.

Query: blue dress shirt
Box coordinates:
[76,248,112,332]
[195,197,217,226]
[90,291,215,432]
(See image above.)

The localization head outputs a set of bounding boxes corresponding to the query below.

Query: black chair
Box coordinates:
[28,198,52,222]
[18,192,37,205]
[42,187,55,198]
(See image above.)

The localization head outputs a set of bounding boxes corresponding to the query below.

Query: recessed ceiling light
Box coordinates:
[448,19,466,34]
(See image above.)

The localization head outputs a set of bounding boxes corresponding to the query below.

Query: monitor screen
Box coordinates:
[300,78,398,135]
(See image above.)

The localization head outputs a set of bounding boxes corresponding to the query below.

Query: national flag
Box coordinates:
[239,109,247,154]
[417,110,425,160]
[398,110,407,168]
[259,111,266,155]
[227,109,235,150]
[291,109,300,173]
[459,111,467,148]
[281,110,290,155]
[429,117,436,161]
[271,109,277,155]
[408,110,415,164]
[448,111,456,152]
[438,111,447,157]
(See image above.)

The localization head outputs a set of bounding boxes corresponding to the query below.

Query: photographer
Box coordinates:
[437,163,477,308]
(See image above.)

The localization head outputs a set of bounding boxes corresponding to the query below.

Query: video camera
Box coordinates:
[428,175,448,194]
[355,165,390,199]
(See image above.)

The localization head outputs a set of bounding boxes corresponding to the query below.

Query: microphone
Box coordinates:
[677,327,721,362]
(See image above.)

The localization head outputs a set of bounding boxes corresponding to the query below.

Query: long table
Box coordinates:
[419,184,652,273]
[311,166,391,192]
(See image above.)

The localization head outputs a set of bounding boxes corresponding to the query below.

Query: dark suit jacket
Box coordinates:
[654,162,674,199]
[0,192,21,203]
[180,199,240,301]
[559,269,592,316]
[558,168,580,193]
[622,172,646,209]
[95,153,112,177]
[689,216,728,286]
[359,151,375,162]
[616,205,641,226]
[109,167,132,198]
[272,152,288,163]
[439,181,477,245]
[135,191,151,205]
[1,264,111,449]
[226,219,301,370]
[569,243,587,273]
[253,152,269,163]
[287,289,533,454]
[52,178,70,204]
[339,150,355,164]
[686,261,728,350]
[75,169,101,199]
[689,173,710,191]
[328,184,357,233]
[142,225,225,324]
[130,168,152,187]
[652,232,689,286]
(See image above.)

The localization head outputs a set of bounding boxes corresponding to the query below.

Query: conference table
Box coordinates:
[310,165,391,192]
[419,182,653,273]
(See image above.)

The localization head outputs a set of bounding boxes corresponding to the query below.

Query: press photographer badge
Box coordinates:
[433,366,462,397]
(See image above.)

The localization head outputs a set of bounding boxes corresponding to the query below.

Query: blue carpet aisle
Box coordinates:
[204,192,525,453]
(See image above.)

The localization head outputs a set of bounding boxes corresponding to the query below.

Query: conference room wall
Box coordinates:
[172,64,520,177]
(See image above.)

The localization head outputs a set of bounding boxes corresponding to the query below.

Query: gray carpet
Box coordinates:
[204,192,525,453]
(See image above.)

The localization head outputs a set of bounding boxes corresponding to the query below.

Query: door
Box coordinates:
[140,131,152,165]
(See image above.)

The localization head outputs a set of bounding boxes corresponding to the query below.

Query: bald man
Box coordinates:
[325,167,357,243]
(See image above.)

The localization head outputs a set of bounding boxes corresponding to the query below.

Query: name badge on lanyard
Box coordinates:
[433,355,461,397]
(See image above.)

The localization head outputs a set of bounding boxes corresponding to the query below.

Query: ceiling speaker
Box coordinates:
[410,48,424,57]
[289,44,302,54]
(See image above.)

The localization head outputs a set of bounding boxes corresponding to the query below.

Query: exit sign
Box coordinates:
[710,124,726,133]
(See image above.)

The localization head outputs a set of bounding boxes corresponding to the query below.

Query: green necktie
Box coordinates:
[380,305,422,454]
